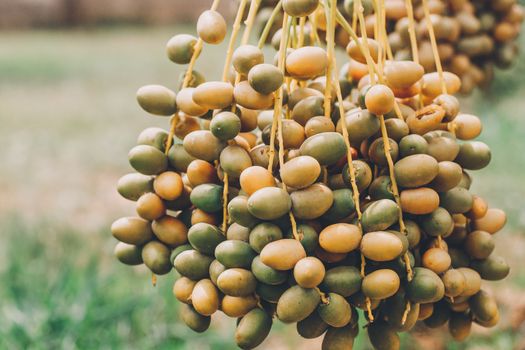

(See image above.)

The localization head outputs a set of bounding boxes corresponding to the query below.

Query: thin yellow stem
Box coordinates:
[329,0,376,320]
[355,0,376,85]
[257,0,283,49]
[392,101,404,120]
[373,0,384,80]
[376,0,404,120]
[316,287,330,304]
[267,13,290,172]
[151,273,157,286]
[165,0,222,155]
[210,0,221,11]
[365,296,374,322]
[355,0,411,281]
[298,16,306,47]
[404,253,413,281]
[220,0,249,232]
[182,41,204,88]
[323,0,336,118]
[352,0,358,32]
[405,0,425,108]
[371,3,399,222]
[332,6,378,82]
[241,0,261,44]
[273,13,299,239]
[334,86,362,219]
[232,0,261,114]
[330,0,374,309]
[289,212,299,240]
[360,253,366,277]
[254,294,264,310]
[380,0,388,68]
[291,17,298,48]
[184,0,222,87]
[405,0,419,64]
[370,109,405,243]
[308,13,323,47]
[447,120,457,136]
[422,0,447,95]
[164,40,204,155]
[401,301,411,325]
[222,0,248,82]
[437,234,444,249]
[373,1,379,46]
[379,114,411,274]
[276,116,286,168]
[329,7,362,225]
[221,173,229,232]
[385,30,394,61]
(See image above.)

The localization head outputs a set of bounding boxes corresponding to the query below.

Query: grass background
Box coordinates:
[0,26,524,349]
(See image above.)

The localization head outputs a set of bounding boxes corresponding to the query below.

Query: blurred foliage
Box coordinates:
[0,217,238,350]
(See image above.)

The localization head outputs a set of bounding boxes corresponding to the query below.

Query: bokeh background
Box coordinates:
[0,0,524,349]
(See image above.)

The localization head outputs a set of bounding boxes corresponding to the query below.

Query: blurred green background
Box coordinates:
[1,7,525,350]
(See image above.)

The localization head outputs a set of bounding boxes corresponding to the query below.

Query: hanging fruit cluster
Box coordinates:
[111,0,511,348]
[258,0,524,94]
[376,0,524,94]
